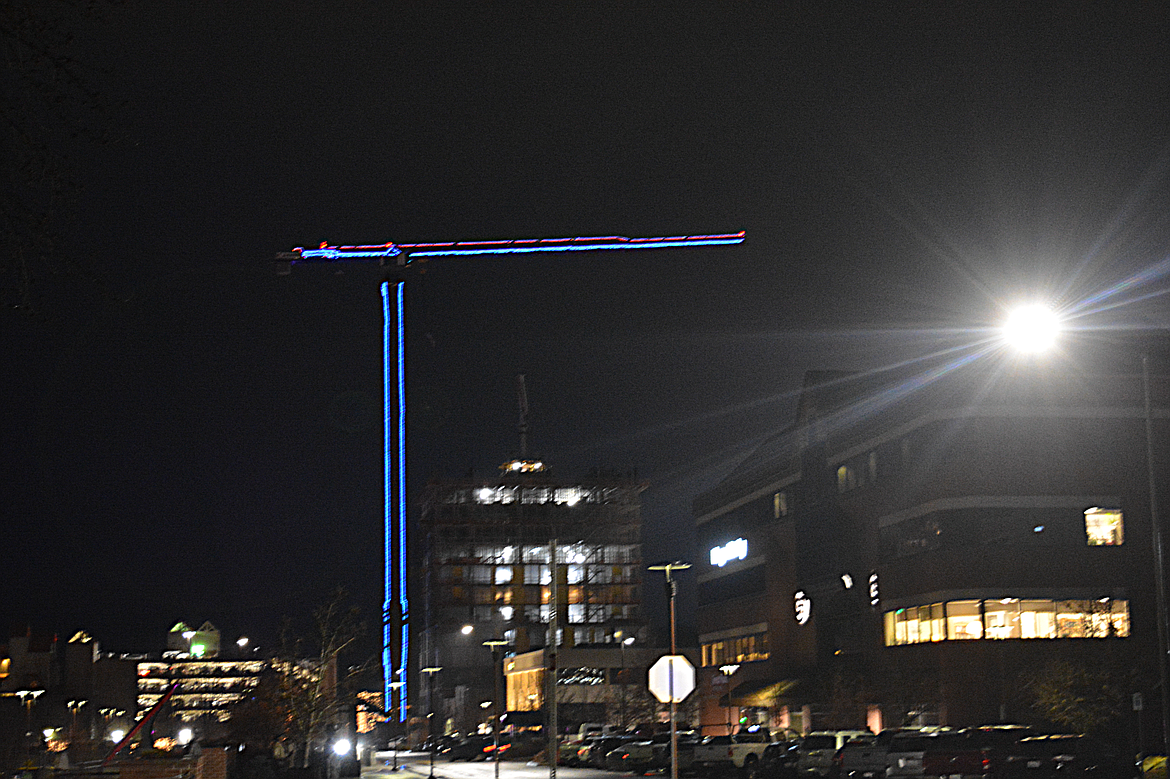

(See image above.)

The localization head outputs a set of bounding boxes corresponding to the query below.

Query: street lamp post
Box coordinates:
[649,561,691,779]
[1142,350,1170,754]
[422,666,442,779]
[620,636,635,730]
[16,690,44,767]
[67,699,87,743]
[1002,305,1170,752]
[483,640,508,779]
[388,681,404,770]
[719,665,739,735]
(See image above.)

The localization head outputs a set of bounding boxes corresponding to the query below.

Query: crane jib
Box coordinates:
[291,231,745,261]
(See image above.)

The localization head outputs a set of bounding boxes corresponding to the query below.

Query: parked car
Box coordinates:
[441,735,508,761]
[760,738,802,779]
[796,732,873,777]
[835,728,940,779]
[921,726,1032,779]
[608,731,700,773]
[834,734,879,779]
[654,731,702,774]
[582,734,637,768]
[419,733,459,754]
[609,732,671,772]
[885,730,956,779]
[693,726,773,776]
[558,738,584,765]
[1000,733,1138,779]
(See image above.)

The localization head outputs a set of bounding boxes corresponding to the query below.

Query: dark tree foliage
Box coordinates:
[277,588,370,767]
[2,0,118,313]
[1027,659,1136,736]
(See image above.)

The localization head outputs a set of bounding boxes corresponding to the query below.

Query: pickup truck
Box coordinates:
[840,728,950,779]
[692,727,772,777]
[920,725,1031,779]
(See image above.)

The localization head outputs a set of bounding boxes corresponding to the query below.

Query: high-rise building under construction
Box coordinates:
[418,459,646,734]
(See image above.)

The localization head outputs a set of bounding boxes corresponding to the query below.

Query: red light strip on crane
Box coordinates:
[293,231,745,261]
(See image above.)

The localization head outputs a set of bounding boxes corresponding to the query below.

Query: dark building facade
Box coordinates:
[418,461,646,734]
[693,350,1167,742]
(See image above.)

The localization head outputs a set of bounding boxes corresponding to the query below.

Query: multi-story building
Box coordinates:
[138,621,265,729]
[418,459,646,734]
[693,347,1166,740]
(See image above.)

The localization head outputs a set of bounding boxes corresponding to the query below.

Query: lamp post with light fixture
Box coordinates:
[619,636,635,729]
[483,640,508,779]
[67,699,87,743]
[1002,304,1169,753]
[1141,347,1169,754]
[16,690,44,765]
[388,681,404,770]
[422,667,442,779]
[718,665,739,735]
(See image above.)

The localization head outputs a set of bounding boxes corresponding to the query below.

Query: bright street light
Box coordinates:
[1002,303,1062,353]
[1002,305,1169,754]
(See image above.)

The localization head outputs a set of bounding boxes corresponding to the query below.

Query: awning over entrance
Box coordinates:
[719,678,800,708]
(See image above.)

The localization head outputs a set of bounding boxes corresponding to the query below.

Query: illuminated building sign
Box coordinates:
[869,572,879,607]
[794,591,811,624]
[710,538,748,567]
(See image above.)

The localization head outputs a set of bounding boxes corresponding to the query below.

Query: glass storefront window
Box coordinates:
[1020,600,1056,638]
[885,598,1129,645]
[984,599,1021,639]
[946,600,983,640]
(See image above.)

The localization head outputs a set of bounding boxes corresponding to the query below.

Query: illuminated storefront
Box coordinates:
[884,597,1130,645]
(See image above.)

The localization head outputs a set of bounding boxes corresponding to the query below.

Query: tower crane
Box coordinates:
[278,230,744,722]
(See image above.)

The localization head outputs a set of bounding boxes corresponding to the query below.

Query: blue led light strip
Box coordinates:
[381,282,395,720]
[294,232,745,261]
[395,280,408,723]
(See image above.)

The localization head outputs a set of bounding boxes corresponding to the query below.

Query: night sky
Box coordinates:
[3,4,1169,661]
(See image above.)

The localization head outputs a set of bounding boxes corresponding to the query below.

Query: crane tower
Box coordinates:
[278,230,745,722]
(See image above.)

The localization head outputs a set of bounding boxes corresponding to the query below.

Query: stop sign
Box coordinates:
[648,654,695,703]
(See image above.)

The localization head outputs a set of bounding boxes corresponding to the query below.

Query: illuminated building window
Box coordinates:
[945,600,982,640]
[773,491,788,519]
[495,566,513,584]
[885,598,1129,645]
[983,599,1021,639]
[837,466,856,493]
[1084,507,1124,546]
[700,632,769,666]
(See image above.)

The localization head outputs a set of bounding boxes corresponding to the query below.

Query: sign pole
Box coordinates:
[649,562,692,779]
